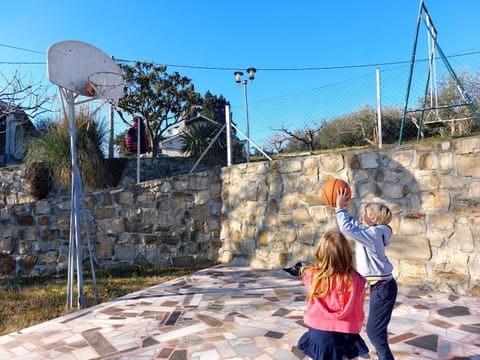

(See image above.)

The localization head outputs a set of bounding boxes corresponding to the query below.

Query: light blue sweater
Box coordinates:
[336,208,394,281]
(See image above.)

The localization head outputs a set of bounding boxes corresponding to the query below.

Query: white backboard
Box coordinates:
[47,40,124,99]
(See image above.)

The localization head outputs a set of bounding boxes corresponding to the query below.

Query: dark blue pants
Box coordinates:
[366,278,397,360]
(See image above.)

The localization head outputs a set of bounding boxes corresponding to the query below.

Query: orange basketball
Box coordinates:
[321,178,351,206]
[85,82,96,97]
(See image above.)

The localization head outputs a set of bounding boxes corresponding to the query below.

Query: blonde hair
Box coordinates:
[301,231,355,301]
[365,202,392,225]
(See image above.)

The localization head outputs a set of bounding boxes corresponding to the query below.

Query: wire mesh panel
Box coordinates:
[229,52,480,155]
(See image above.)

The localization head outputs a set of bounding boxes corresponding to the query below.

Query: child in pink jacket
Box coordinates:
[297,230,369,360]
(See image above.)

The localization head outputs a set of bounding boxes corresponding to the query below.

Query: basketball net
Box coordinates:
[87,71,124,107]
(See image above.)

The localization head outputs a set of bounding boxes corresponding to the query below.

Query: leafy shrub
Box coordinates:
[25,109,107,192]
[25,162,53,199]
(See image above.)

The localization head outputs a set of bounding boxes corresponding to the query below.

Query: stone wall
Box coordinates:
[1,136,479,296]
[118,156,225,186]
[0,170,223,275]
[0,165,33,206]
[219,136,480,296]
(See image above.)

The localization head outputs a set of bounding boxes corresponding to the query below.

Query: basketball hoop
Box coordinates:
[87,71,124,100]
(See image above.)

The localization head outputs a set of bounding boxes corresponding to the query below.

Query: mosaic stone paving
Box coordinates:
[0,265,479,359]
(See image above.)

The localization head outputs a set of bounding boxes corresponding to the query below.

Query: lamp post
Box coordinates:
[234,67,256,163]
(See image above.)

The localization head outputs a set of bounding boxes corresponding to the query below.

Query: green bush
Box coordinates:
[25,109,108,193]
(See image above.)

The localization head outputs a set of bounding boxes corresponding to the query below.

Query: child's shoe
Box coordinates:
[283,262,307,278]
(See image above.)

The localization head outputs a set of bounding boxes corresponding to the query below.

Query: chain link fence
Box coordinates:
[229,51,480,155]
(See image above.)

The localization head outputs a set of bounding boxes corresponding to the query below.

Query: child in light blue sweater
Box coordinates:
[336,188,397,360]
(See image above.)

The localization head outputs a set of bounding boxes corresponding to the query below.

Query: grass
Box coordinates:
[0,262,215,336]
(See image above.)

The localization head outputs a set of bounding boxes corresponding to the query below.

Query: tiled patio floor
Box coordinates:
[0,265,479,359]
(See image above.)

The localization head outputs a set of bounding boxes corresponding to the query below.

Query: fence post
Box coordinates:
[376,68,383,149]
[226,104,232,167]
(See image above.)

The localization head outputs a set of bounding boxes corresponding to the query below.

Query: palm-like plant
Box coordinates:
[25,108,107,193]
[180,123,226,162]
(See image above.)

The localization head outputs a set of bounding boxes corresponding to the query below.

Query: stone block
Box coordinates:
[296,192,324,207]
[391,150,414,167]
[172,255,194,267]
[37,250,59,265]
[92,207,116,220]
[218,249,233,264]
[387,236,431,260]
[398,260,427,282]
[38,215,51,225]
[427,213,455,230]
[303,157,319,176]
[0,255,16,273]
[131,224,153,234]
[40,228,59,241]
[447,224,474,252]
[357,182,380,199]
[433,248,469,275]
[417,152,436,170]
[115,191,134,205]
[297,224,316,246]
[426,229,446,247]
[0,237,17,255]
[416,173,439,191]
[398,217,426,236]
[136,191,155,204]
[383,183,408,199]
[454,136,480,154]
[2,223,18,237]
[357,152,379,169]
[310,206,331,225]
[319,154,344,172]
[95,238,114,258]
[421,191,451,212]
[19,254,37,269]
[34,200,52,215]
[280,160,302,173]
[457,155,480,178]
[194,190,210,205]
[111,218,126,232]
[115,244,137,262]
[257,230,269,247]
[438,152,454,173]
[292,208,311,223]
[453,197,480,216]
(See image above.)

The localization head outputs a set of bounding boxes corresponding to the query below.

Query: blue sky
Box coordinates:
[1,0,480,143]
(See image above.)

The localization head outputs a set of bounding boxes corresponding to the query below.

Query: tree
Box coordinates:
[0,70,50,120]
[265,133,290,154]
[181,122,227,162]
[273,124,321,152]
[0,71,52,164]
[277,105,414,153]
[117,62,201,156]
[113,132,130,157]
[380,107,416,144]
[200,91,229,125]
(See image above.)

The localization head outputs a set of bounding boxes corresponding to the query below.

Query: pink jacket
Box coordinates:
[302,269,366,334]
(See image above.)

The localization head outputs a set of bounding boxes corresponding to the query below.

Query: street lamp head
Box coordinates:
[247,67,256,81]
[234,71,244,84]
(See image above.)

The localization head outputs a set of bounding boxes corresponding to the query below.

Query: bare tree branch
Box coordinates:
[272,125,321,151]
[265,133,289,153]
[0,70,51,119]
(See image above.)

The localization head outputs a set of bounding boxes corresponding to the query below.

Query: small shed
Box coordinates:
[0,101,36,165]
[160,115,215,157]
